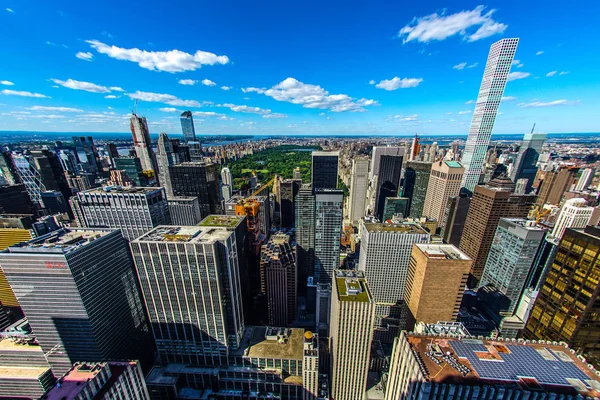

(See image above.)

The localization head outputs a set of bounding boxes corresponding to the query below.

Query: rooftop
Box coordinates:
[312,150,339,156]
[406,333,600,397]
[2,228,114,254]
[444,161,463,168]
[134,225,232,243]
[363,221,428,234]
[0,365,50,380]
[415,244,471,260]
[335,270,373,303]
[199,215,243,228]
[231,326,304,360]
[83,186,163,195]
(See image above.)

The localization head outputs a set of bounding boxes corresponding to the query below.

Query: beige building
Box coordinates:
[405,244,472,324]
[330,270,375,400]
[422,161,464,227]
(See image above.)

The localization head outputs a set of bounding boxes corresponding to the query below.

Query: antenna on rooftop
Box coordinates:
[531,123,536,134]
[132,99,138,115]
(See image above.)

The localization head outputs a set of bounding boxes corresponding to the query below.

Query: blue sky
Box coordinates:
[1,1,598,136]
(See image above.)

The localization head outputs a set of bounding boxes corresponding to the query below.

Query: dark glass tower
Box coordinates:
[509,132,546,193]
[311,151,338,190]
[169,162,221,217]
[295,184,315,292]
[375,154,403,221]
[279,179,300,228]
[180,110,196,142]
[402,161,431,218]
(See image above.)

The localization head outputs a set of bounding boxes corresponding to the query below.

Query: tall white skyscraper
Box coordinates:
[461,38,519,191]
[130,113,158,173]
[348,158,369,223]
[156,132,174,196]
[575,168,595,191]
[551,198,594,239]
[221,167,233,200]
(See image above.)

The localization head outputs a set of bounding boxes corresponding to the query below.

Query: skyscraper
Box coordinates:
[524,226,600,362]
[221,166,233,201]
[369,146,403,181]
[167,196,202,225]
[311,151,338,190]
[72,136,102,176]
[405,244,472,323]
[509,132,546,193]
[382,197,409,221]
[130,223,245,365]
[576,168,595,191]
[156,132,174,196]
[170,162,221,217]
[0,150,20,186]
[442,190,472,247]
[180,110,196,142]
[551,198,593,239]
[480,218,546,314]
[422,160,464,226]
[280,178,301,228]
[536,166,579,207]
[296,184,315,290]
[0,228,152,375]
[348,158,369,223]
[114,157,148,186]
[461,38,519,191]
[314,189,343,284]
[375,154,403,221]
[260,232,297,327]
[70,186,171,240]
[130,113,158,173]
[459,180,536,285]
[0,184,36,215]
[402,161,431,218]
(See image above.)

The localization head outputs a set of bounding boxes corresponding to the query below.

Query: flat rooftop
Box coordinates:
[0,365,50,380]
[199,215,243,228]
[230,326,304,360]
[83,186,163,195]
[363,222,428,234]
[335,270,373,303]
[134,225,232,244]
[445,161,463,168]
[415,244,471,260]
[501,218,548,232]
[312,151,339,156]
[407,334,600,397]
[2,228,114,254]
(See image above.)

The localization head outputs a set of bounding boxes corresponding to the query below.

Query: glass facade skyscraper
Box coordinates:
[180,110,196,142]
[311,151,338,190]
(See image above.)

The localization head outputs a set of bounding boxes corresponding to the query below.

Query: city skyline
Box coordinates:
[1,2,598,135]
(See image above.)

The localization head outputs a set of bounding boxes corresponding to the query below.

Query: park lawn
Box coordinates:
[241,169,269,174]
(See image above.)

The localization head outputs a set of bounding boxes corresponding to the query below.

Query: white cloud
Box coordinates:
[0,81,14,86]
[27,106,83,112]
[512,59,524,68]
[104,95,119,99]
[374,77,423,91]
[262,113,287,119]
[178,79,197,86]
[318,112,326,116]
[559,71,569,76]
[518,99,579,108]
[465,100,474,104]
[241,87,265,93]
[546,71,557,77]
[76,52,94,61]
[51,78,111,93]
[221,86,231,91]
[501,96,516,101]
[507,71,531,82]
[126,90,201,107]
[159,107,179,112]
[536,51,544,56]
[110,86,124,92]
[458,110,471,115]
[86,40,230,73]
[368,80,376,85]
[453,62,467,70]
[6,8,14,13]
[1,89,49,98]
[202,79,216,86]
[263,77,378,112]
[467,62,478,68]
[221,103,271,115]
[388,114,419,122]
[398,5,507,43]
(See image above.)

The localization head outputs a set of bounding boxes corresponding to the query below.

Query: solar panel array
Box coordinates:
[449,341,590,386]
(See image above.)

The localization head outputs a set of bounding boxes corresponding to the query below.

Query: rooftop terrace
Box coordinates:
[199,215,243,228]
[335,270,373,303]
[415,244,471,260]
[231,326,304,360]
[2,228,114,254]
[134,225,232,243]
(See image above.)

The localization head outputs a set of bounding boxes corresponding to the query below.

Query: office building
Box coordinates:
[71,186,170,241]
[524,226,600,362]
[315,282,331,335]
[348,158,369,223]
[260,233,297,327]
[170,162,221,217]
[442,190,472,247]
[303,331,320,400]
[406,244,472,323]
[170,138,191,163]
[402,161,431,218]
[330,270,375,400]
[296,184,315,290]
[385,331,600,400]
[369,146,403,181]
[0,150,19,186]
[480,218,546,314]
[422,161,464,227]
[130,112,158,173]
[459,181,536,285]
[180,110,196,142]
[552,198,594,239]
[72,136,102,175]
[30,149,72,207]
[131,223,245,365]
[375,154,404,221]
[113,157,147,186]
[221,166,233,201]
[314,189,343,284]
[382,197,409,221]
[12,153,45,207]
[536,166,579,207]
[509,132,546,193]
[43,361,149,400]
[0,228,152,375]
[167,196,202,225]
[280,178,301,228]
[156,132,174,196]
[461,38,519,191]
[0,184,36,215]
[66,174,91,193]
[106,142,119,167]
[576,168,595,191]
[311,151,338,190]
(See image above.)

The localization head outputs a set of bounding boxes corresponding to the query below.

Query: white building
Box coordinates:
[348,158,369,223]
[552,198,594,239]
[576,168,595,191]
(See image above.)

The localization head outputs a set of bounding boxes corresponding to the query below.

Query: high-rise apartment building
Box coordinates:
[314,189,343,284]
[402,161,431,218]
[375,154,403,221]
[167,196,202,225]
[180,110,196,142]
[296,184,315,290]
[576,168,595,191]
[524,226,600,363]
[130,222,245,366]
[330,270,375,400]
[348,158,369,223]
[170,162,221,217]
[311,151,339,190]
[260,232,297,327]
[405,244,471,323]
[422,161,464,226]
[459,180,535,285]
[280,178,301,228]
[442,190,471,247]
[461,38,519,191]
[480,218,546,314]
[293,166,302,181]
[70,186,170,241]
[221,166,233,201]
[551,198,593,239]
[156,132,174,196]
[0,228,152,375]
[509,132,546,193]
[536,166,579,207]
[130,113,158,173]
